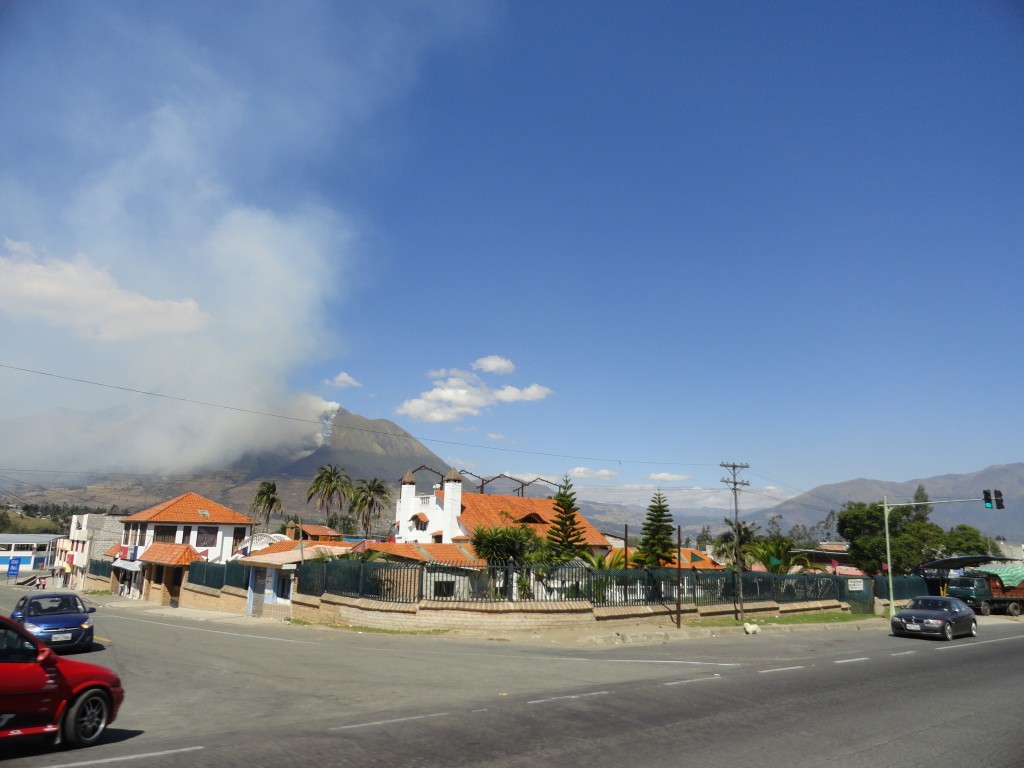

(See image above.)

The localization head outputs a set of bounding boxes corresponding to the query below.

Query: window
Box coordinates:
[415,519,428,531]
[182,526,192,545]
[154,526,176,543]
[433,581,455,598]
[232,527,246,553]
[0,627,37,663]
[196,527,218,548]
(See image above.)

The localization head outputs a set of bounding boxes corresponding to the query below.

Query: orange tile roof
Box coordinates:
[613,547,725,570]
[442,491,609,547]
[140,542,205,566]
[123,492,255,525]
[411,512,429,523]
[297,524,343,538]
[253,539,356,556]
[367,542,484,567]
[104,543,121,557]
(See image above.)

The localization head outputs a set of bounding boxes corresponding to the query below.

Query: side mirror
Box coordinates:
[10,610,23,620]
[87,607,96,614]
[36,644,58,664]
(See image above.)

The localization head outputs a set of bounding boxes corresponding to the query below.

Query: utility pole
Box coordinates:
[721,462,750,622]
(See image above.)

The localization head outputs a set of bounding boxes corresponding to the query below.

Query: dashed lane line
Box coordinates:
[41,746,204,768]
[330,712,450,730]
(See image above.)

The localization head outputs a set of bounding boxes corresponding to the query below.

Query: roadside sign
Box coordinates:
[6,557,22,582]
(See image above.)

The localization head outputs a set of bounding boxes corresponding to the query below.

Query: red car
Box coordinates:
[0,614,124,748]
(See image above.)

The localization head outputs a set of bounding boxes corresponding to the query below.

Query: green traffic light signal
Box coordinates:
[983,490,993,508]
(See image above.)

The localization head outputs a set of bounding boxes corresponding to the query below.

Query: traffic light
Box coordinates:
[983,490,993,509]
[994,490,1004,510]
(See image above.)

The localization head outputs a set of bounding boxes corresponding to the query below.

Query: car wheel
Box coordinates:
[942,622,954,641]
[62,689,110,748]
[1007,602,1021,617]
[980,601,992,616]
[969,620,978,638]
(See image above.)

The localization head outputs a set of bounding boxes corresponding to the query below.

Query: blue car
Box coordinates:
[11,592,96,652]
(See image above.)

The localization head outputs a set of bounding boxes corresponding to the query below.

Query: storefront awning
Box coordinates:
[112,558,143,572]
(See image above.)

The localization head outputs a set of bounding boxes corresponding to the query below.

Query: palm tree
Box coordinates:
[350,478,393,539]
[306,465,352,525]
[712,517,761,570]
[250,481,283,532]
[745,537,822,574]
[577,549,626,570]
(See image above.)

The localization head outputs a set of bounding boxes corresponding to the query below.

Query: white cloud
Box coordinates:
[0,244,209,341]
[648,472,693,482]
[0,4,495,473]
[486,433,506,441]
[396,362,553,423]
[569,466,619,480]
[326,371,362,388]
[472,355,515,374]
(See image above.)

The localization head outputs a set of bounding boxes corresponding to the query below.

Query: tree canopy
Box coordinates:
[836,489,991,575]
[633,491,676,567]
[545,475,587,561]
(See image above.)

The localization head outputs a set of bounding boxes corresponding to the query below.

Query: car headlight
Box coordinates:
[923,619,942,626]
[80,617,93,629]
[24,622,43,634]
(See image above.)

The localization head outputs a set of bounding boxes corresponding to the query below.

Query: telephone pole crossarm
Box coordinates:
[720,462,750,622]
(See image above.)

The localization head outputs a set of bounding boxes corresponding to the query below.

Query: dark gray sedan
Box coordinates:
[891,595,977,640]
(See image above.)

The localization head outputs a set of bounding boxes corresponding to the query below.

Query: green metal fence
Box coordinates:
[874,574,928,601]
[292,559,884,613]
[225,561,250,590]
[187,561,226,590]
[89,559,112,579]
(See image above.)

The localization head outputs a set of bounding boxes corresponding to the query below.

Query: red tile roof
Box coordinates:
[441,491,609,547]
[123,492,254,525]
[140,542,205,566]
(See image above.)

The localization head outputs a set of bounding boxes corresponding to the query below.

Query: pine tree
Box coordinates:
[634,491,676,567]
[546,475,587,561]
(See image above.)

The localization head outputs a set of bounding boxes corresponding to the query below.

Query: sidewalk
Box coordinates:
[84,592,282,626]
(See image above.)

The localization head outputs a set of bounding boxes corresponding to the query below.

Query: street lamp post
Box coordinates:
[883,496,896,619]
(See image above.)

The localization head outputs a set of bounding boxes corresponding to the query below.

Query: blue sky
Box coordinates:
[0,1,1021,514]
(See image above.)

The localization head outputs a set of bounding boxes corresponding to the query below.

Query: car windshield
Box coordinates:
[907,598,950,612]
[27,596,85,616]
[948,578,978,589]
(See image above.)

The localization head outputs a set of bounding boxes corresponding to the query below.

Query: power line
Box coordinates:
[0,363,710,469]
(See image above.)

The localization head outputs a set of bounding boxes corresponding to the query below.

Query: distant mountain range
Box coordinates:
[746,463,1024,541]
[4,404,1020,541]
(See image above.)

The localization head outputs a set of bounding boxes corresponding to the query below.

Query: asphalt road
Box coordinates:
[3,586,1024,767]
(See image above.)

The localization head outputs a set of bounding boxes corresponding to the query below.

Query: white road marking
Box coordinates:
[834,657,870,664]
[330,712,450,730]
[935,634,1024,650]
[759,666,806,674]
[527,691,609,704]
[43,746,204,768]
[663,676,723,686]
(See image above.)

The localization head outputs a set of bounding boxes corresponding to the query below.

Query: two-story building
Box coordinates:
[61,512,126,589]
[393,468,610,553]
[113,491,254,606]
